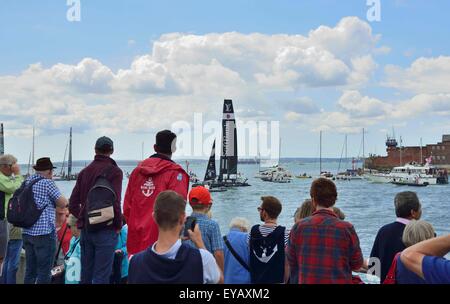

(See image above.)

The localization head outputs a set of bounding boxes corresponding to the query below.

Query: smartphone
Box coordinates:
[183,216,197,237]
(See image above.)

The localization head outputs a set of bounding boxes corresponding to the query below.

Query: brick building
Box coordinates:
[366,135,450,170]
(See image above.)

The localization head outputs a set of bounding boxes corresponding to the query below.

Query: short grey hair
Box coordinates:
[0,154,17,166]
[229,217,250,232]
[402,220,435,247]
[394,191,421,218]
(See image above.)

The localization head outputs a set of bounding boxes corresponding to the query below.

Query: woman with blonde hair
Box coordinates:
[293,199,314,224]
[384,220,435,284]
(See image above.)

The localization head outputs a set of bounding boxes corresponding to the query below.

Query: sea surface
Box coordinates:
[21,158,450,262]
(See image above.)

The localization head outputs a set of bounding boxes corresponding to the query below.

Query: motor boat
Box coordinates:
[366,162,448,185]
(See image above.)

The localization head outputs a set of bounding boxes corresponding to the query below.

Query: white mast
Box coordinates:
[362,128,365,171]
[278,136,281,166]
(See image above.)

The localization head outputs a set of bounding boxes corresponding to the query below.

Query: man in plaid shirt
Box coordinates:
[22,158,69,284]
[184,186,224,272]
[287,178,363,284]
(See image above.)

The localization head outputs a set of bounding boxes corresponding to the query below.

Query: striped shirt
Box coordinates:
[247,224,290,246]
[23,174,62,236]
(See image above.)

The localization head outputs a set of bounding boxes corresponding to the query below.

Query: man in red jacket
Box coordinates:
[124,130,189,256]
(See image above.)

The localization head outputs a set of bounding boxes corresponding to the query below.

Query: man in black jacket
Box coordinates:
[69,136,123,284]
[370,191,422,282]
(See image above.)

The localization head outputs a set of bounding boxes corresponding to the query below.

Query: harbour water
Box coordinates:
[29,158,448,261]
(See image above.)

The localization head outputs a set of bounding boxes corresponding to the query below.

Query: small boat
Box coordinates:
[261,171,292,183]
[335,169,364,181]
[188,171,200,183]
[296,173,312,179]
[320,171,335,180]
[257,165,293,183]
[206,185,228,192]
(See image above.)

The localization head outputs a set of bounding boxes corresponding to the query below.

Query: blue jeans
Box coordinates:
[23,233,56,284]
[80,228,118,284]
[2,239,23,284]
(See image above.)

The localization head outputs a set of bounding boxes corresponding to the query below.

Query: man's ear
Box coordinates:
[180,212,186,226]
[311,197,318,210]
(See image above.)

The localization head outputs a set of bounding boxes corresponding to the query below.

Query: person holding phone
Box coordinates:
[128,191,223,284]
[184,186,225,272]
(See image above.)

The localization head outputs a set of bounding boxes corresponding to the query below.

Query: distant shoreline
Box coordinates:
[19,157,360,166]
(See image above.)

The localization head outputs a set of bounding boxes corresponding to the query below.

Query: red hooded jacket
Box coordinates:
[124,154,189,255]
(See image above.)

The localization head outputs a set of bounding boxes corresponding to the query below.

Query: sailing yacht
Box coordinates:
[192,140,227,192]
[257,138,293,183]
[335,133,364,181]
[54,127,77,181]
[217,99,250,187]
[318,131,334,180]
[193,99,250,190]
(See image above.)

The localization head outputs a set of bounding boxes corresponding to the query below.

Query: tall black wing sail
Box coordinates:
[219,99,238,181]
[204,140,217,181]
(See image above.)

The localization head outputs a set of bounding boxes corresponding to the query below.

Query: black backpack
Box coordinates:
[85,165,117,231]
[7,177,46,228]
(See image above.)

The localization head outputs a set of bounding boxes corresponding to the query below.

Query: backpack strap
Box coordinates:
[383,252,402,284]
[64,238,80,260]
[223,235,250,272]
[26,176,53,210]
[54,224,69,267]
[26,176,45,189]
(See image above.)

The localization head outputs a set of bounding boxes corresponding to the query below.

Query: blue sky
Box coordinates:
[1,0,450,162]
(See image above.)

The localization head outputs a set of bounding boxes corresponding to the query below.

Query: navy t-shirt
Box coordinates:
[396,255,427,284]
[370,221,406,282]
[423,256,450,284]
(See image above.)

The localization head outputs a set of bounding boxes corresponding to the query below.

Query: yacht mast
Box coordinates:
[400,136,403,166]
[32,126,35,166]
[278,137,281,166]
[27,151,31,176]
[68,127,73,178]
[319,130,322,174]
[345,134,348,161]
[362,128,365,171]
[420,138,423,164]
[0,123,4,155]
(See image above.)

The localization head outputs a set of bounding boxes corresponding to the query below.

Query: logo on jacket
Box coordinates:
[177,173,183,181]
[253,244,278,264]
[141,177,155,197]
